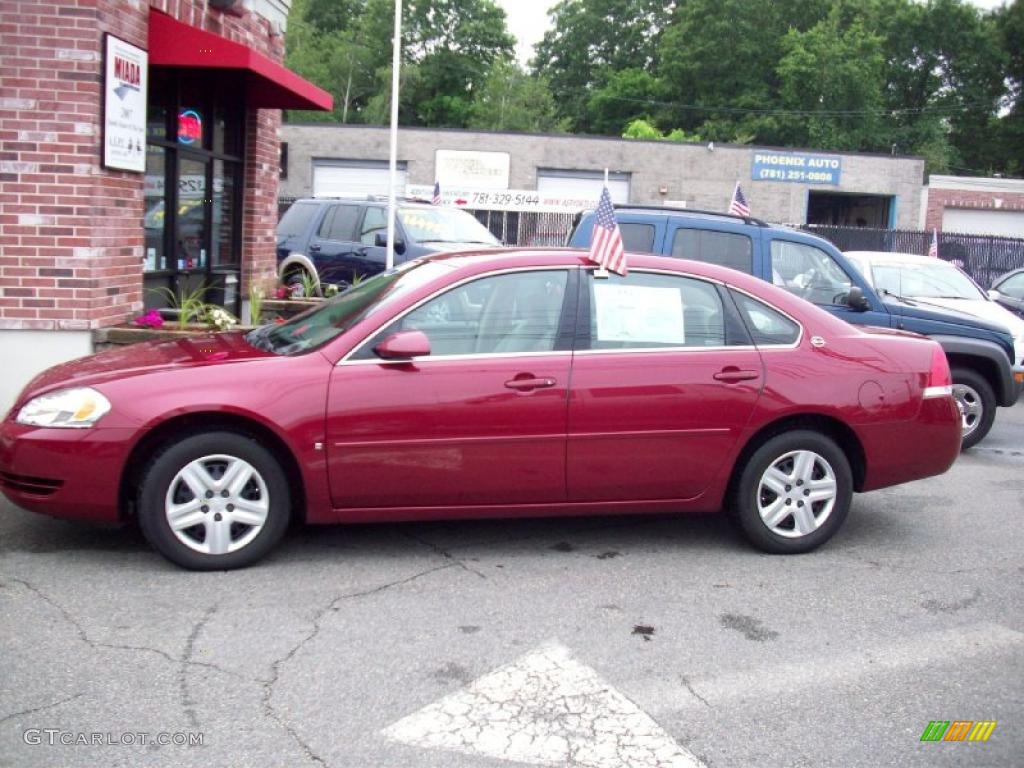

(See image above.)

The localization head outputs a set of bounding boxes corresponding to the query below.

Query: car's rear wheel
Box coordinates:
[138,431,290,570]
[950,367,995,450]
[732,430,852,554]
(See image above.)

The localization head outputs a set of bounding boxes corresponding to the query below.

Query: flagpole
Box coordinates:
[385,0,402,271]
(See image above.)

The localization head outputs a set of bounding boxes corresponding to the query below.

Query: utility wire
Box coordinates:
[590,94,1009,117]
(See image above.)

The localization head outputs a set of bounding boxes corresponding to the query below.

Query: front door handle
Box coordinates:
[308,243,321,253]
[713,367,760,383]
[504,376,556,392]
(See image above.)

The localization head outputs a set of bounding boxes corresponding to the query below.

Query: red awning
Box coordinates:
[147,9,333,112]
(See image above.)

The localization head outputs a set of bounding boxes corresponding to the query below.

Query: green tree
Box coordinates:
[533,0,672,132]
[586,69,663,136]
[467,61,568,133]
[776,3,885,151]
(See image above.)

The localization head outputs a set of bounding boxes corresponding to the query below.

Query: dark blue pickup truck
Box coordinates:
[569,206,1023,448]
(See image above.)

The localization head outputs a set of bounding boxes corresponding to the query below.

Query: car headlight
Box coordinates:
[16,387,111,428]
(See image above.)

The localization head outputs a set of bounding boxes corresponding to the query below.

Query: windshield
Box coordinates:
[870,261,986,300]
[246,260,452,355]
[398,207,500,245]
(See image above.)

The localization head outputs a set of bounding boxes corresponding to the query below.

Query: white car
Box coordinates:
[845,250,1024,438]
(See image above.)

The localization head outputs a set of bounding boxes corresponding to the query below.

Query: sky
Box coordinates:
[495,0,1012,67]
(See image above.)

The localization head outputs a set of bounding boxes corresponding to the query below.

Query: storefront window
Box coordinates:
[146,70,244,315]
[211,159,236,267]
[144,145,167,272]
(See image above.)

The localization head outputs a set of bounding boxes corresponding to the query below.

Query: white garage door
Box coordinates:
[536,170,630,207]
[312,161,408,198]
[942,208,1024,238]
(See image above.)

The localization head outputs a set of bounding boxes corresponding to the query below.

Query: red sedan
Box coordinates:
[1,250,961,569]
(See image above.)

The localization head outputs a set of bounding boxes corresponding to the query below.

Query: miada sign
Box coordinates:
[102,34,148,173]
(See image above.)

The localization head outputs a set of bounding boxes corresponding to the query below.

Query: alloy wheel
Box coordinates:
[951,383,983,439]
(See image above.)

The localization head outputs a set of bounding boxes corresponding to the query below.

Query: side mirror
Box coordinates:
[374,330,430,360]
[845,285,870,311]
[988,289,1000,301]
[374,232,406,254]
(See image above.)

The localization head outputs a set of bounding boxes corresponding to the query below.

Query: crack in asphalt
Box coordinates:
[179,604,219,729]
[402,531,488,579]
[260,562,458,768]
[3,577,246,682]
[0,692,86,726]
[679,676,712,709]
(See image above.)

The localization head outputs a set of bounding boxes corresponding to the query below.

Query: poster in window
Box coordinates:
[594,284,685,345]
[103,34,148,173]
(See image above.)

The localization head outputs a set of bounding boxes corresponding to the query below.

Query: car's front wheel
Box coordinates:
[950,367,995,450]
[732,430,852,554]
[138,431,291,570]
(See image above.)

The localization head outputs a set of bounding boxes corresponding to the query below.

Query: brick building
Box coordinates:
[924,175,1024,238]
[0,0,330,410]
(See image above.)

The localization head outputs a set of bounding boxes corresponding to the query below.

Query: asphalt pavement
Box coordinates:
[1,401,1022,768]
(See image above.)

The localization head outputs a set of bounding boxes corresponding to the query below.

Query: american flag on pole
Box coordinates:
[589,186,627,275]
[432,181,441,206]
[728,182,750,217]
[928,229,938,258]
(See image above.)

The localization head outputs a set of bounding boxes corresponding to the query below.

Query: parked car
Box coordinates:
[989,267,1024,319]
[276,197,500,294]
[844,251,1024,445]
[2,250,961,570]
[568,207,1023,449]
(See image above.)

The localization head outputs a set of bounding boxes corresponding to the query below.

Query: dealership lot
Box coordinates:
[1,403,1022,768]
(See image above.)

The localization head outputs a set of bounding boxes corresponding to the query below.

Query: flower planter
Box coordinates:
[93,324,255,351]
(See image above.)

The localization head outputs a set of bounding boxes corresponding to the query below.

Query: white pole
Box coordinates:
[385,0,402,270]
[604,167,609,187]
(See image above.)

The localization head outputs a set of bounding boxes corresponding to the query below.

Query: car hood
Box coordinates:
[887,298,1013,336]
[904,297,1024,337]
[18,332,274,403]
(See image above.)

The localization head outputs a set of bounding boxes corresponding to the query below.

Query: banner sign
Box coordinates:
[435,150,510,190]
[102,34,148,172]
[752,151,842,185]
[407,185,597,213]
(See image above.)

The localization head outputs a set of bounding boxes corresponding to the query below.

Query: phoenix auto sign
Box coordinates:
[752,151,842,185]
[103,34,148,173]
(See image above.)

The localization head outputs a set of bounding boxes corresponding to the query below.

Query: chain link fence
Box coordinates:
[801,225,1024,290]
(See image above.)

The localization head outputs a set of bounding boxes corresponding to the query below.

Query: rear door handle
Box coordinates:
[504,376,556,391]
[713,367,760,383]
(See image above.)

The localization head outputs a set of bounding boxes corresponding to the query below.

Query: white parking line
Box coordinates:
[383,642,704,768]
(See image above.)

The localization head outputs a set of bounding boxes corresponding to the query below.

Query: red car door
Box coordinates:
[568,270,763,502]
[325,268,574,512]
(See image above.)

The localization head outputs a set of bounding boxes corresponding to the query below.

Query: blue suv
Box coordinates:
[569,206,1023,448]
[277,197,500,294]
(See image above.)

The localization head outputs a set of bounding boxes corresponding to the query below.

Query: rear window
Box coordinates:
[671,228,753,274]
[277,202,319,239]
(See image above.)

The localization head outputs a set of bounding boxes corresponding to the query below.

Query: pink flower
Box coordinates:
[134,309,164,329]
[275,286,290,299]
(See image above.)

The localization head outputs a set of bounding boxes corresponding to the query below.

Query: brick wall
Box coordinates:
[0,0,285,331]
[925,188,1024,232]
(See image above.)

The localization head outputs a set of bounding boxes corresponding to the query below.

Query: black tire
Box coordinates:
[138,431,291,570]
[951,367,996,450]
[284,269,317,298]
[732,430,853,554]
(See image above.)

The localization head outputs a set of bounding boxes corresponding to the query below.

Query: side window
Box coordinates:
[619,223,655,253]
[997,273,1024,299]
[321,205,359,241]
[770,240,852,306]
[277,202,319,239]
[731,291,801,346]
[586,272,725,350]
[358,270,569,358]
[671,229,753,274]
[360,207,387,245]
